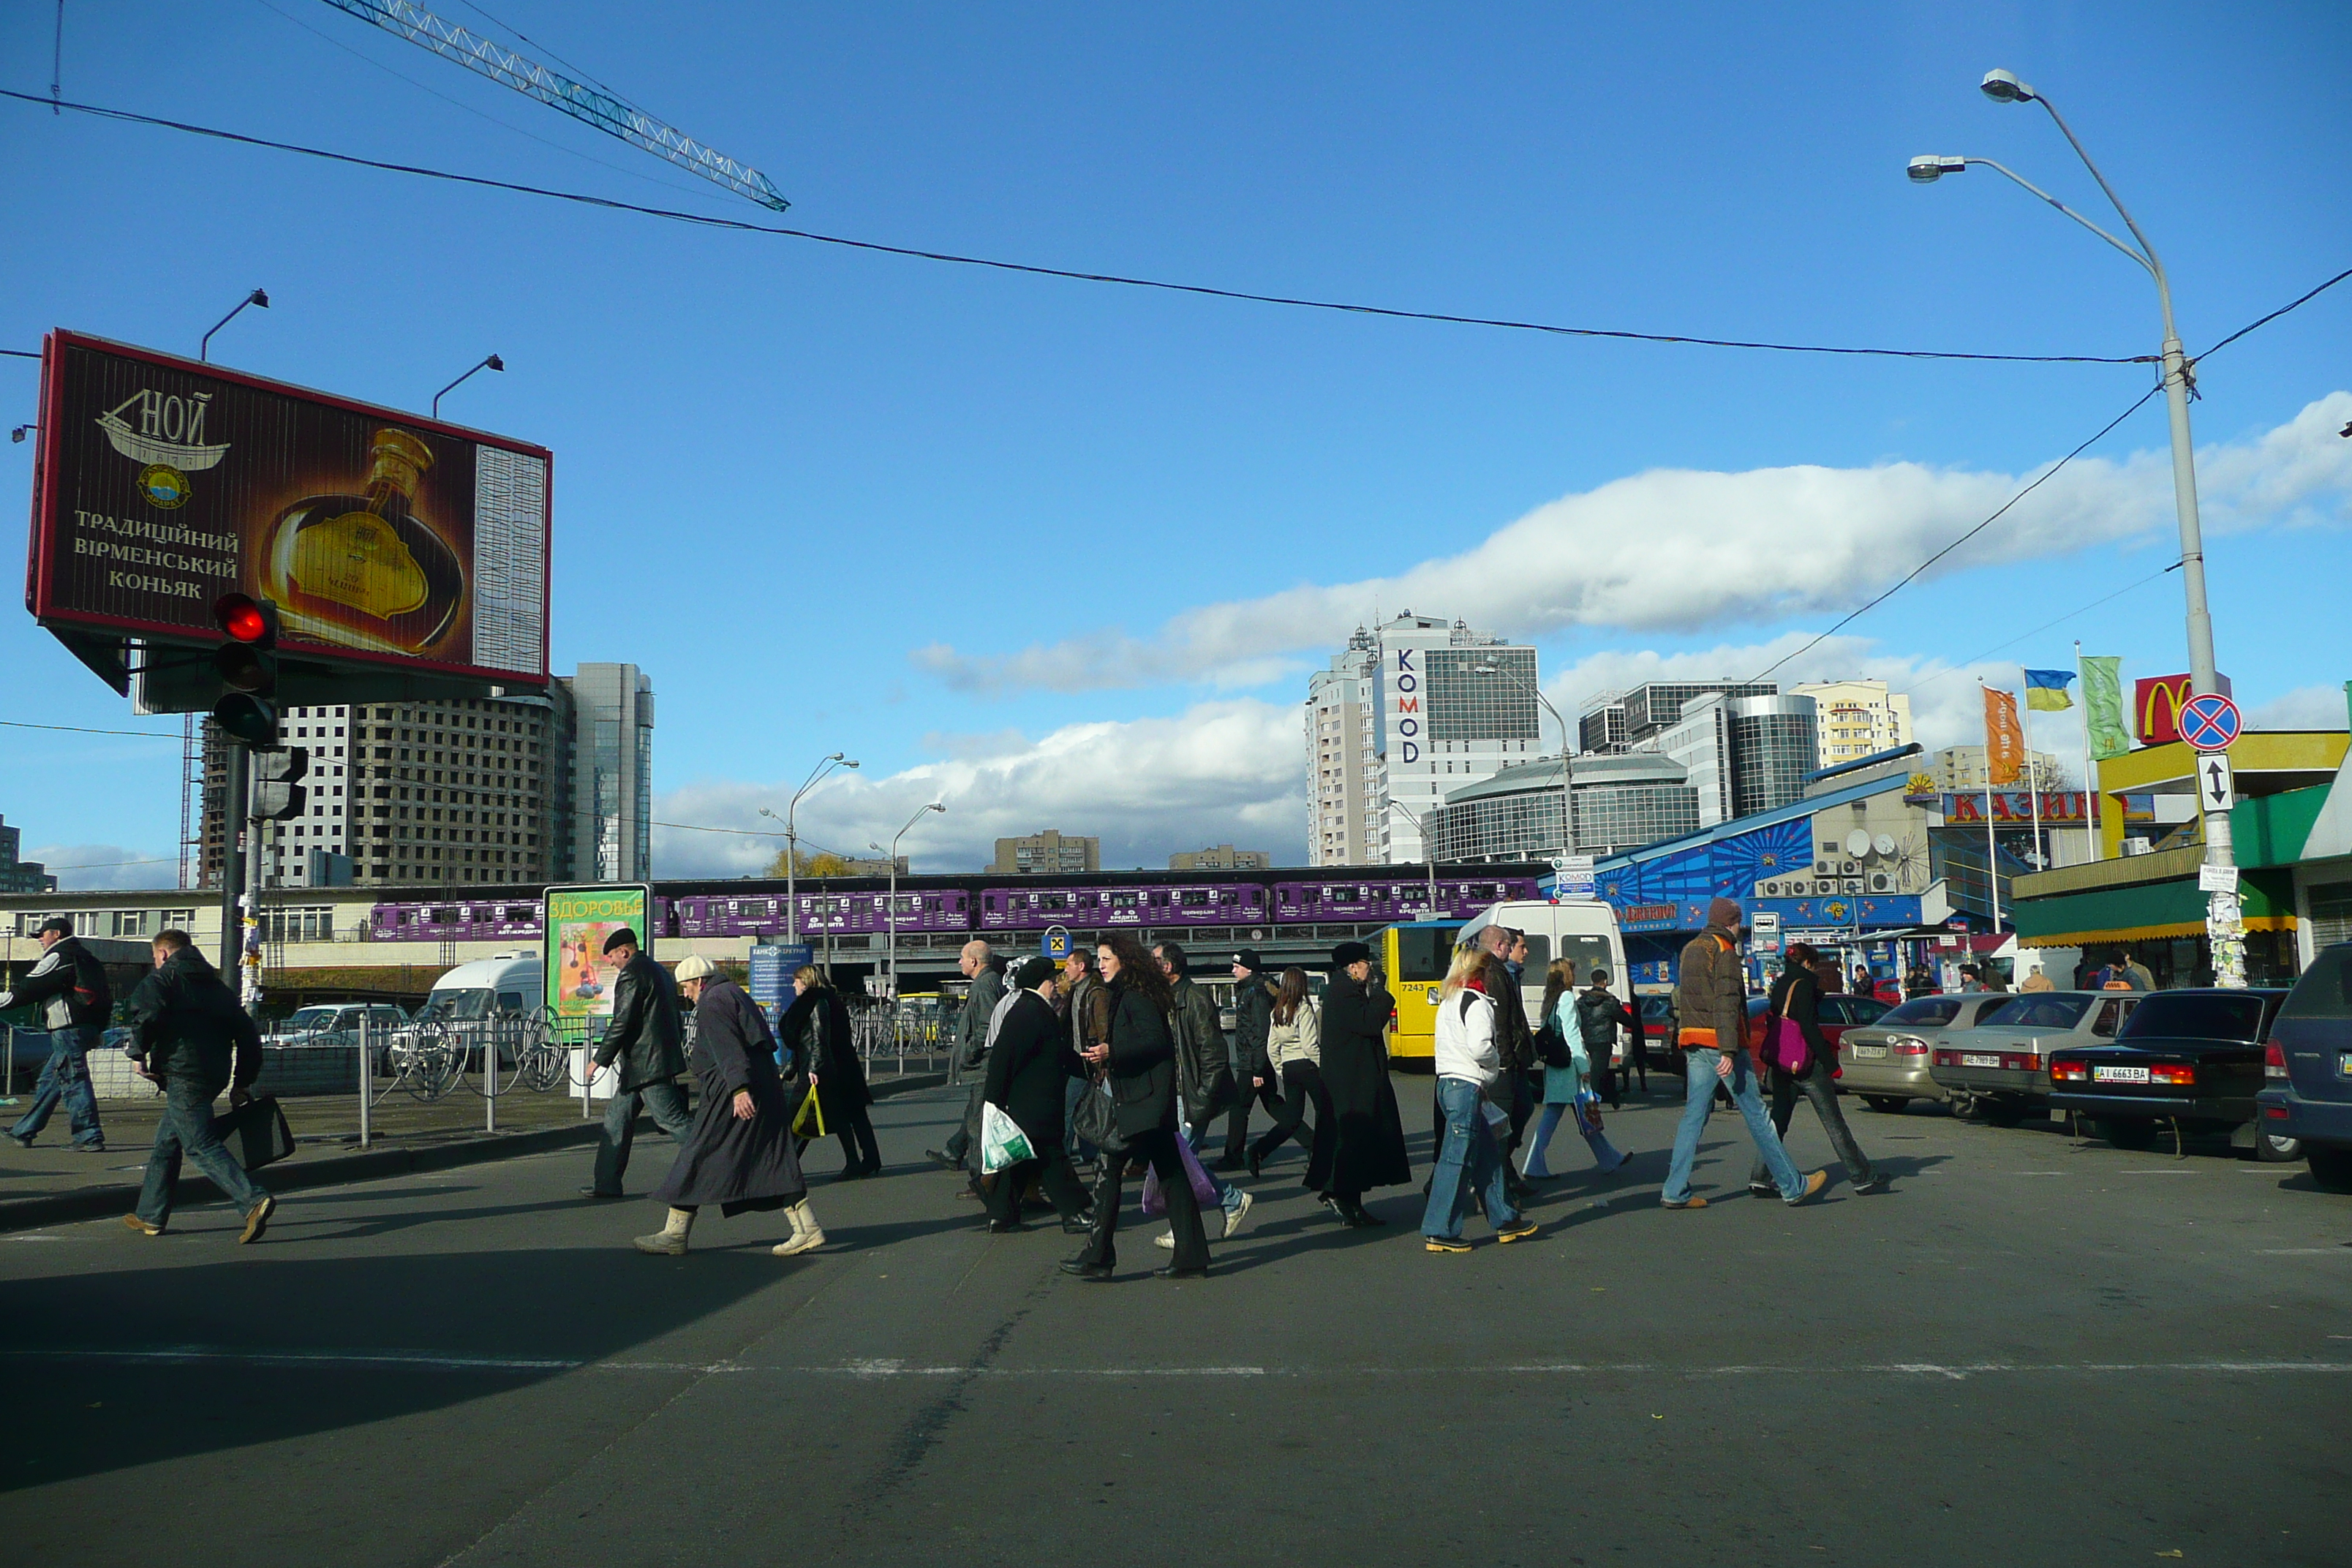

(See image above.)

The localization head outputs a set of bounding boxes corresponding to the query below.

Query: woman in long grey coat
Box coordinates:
[638,957,824,1258]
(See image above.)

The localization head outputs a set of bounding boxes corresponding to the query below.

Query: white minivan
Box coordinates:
[389,953,546,1074]
[1456,899,1630,1039]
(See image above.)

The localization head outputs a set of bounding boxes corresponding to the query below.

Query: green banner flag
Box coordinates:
[2081,656,2130,760]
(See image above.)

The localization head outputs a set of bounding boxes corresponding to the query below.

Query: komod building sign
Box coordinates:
[1391,647,1420,764]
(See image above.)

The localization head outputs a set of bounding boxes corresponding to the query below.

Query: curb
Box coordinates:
[0,1071,949,1235]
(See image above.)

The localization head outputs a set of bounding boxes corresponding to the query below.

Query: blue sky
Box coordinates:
[2,1,2347,885]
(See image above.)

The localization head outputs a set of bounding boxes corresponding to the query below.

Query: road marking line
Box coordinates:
[10,1349,2350,1380]
[2255,1248,2350,1255]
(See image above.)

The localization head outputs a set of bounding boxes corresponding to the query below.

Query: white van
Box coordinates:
[1457,899,1630,1038]
[413,952,543,1026]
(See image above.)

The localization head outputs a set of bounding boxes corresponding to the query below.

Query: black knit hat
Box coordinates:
[1233,948,1264,973]
[1013,955,1059,992]
[1332,940,1373,968]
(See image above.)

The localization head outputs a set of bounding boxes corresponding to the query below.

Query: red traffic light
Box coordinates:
[214,593,271,644]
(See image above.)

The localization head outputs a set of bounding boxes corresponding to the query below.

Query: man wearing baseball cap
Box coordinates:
[3,916,112,1153]
[1223,949,1278,1171]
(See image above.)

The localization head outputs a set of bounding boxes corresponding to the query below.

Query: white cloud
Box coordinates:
[28,844,183,892]
[655,698,1308,878]
[918,393,2352,696]
[2250,684,2350,732]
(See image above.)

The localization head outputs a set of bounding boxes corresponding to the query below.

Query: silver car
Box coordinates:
[1927,990,2143,1126]
[1836,992,2017,1112]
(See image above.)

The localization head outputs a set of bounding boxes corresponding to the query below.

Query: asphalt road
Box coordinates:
[4,1076,2348,1567]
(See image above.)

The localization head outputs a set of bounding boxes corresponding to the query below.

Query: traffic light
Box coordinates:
[211,592,280,745]
[250,746,309,821]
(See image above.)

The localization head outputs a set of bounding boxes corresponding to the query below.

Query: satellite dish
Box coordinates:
[1845,829,1873,859]
[1874,833,1897,858]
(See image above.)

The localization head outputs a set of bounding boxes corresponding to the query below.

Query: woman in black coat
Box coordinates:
[781,967,881,1180]
[980,957,1092,1233]
[1317,941,1412,1227]
[1061,932,1211,1281]
[639,958,822,1258]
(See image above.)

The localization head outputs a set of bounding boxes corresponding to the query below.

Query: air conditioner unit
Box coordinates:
[1815,861,1835,876]
[1868,872,1896,893]
[1840,860,1861,876]
[1843,878,1865,894]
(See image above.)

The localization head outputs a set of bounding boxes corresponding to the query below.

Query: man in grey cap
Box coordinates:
[3,916,112,1153]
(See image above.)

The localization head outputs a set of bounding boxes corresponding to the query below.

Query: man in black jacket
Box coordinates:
[3,916,111,1152]
[1224,949,1276,1171]
[122,930,274,1242]
[584,927,692,1199]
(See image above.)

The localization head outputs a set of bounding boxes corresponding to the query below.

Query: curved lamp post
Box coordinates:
[762,753,859,945]
[1910,67,2238,983]
[432,353,504,418]
[873,802,946,999]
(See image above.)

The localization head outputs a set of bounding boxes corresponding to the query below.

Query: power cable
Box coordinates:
[0,88,2149,366]
[2195,265,2352,363]
[1742,382,2163,687]
[0,717,182,739]
[1891,562,2179,699]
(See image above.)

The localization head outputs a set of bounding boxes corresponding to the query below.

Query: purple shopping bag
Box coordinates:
[1140,1134,1221,1217]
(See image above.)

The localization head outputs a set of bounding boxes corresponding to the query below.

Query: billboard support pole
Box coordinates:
[242,779,265,1018]
[219,743,250,976]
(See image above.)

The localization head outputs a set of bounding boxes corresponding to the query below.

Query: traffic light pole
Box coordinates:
[219,741,250,976]
[243,781,265,1017]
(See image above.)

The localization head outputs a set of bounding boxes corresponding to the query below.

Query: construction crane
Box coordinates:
[318,0,788,211]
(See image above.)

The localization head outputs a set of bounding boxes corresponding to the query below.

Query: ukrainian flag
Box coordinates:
[2024,668,2075,711]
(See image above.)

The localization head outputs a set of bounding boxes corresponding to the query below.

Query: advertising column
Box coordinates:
[544,883,651,1101]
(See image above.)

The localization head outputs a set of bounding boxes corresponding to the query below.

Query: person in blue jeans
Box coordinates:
[122,930,275,1243]
[1422,946,1537,1252]
[3,917,111,1153]
[1662,899,1825,1210]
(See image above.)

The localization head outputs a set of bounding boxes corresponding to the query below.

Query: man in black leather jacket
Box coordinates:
[1224,950,1276,1171]
[2,916,112,1152]
[584,927,691,1199]
[122,930,274,1242]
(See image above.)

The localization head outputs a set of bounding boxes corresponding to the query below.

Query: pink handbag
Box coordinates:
[1770,1014,1811,1074]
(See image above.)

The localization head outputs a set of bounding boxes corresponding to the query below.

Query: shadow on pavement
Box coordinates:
[1,1244,785,1490]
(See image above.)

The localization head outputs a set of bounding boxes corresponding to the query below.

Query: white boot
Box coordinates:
[634,1206,695,1256]
[772,1199,827,1257]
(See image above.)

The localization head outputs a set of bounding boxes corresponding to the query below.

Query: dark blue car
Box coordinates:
[2255,941,2352,1193]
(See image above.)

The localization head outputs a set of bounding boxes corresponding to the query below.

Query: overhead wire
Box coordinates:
[0,88,2149,366]
[1891,562,2180,700]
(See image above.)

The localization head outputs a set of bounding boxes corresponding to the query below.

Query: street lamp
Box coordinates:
[199,288,268,362]
[1471,661,1577,866]
[1384,798,1439,916]
[874,802,946,1000]
[431,353,505,418]
[1911,67,2239,984]
[762,753,859,945]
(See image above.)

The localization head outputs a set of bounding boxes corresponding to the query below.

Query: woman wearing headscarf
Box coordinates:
[636,956,826,1258]
[780,965,881,1180]
[1316,941,1411,1228]
[981,956,1093,1234]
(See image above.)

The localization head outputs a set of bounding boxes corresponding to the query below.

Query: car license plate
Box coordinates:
[2094,1064,2151,1084]
[1961,1053,2001,1068]
[1850,1044,1888,1059]
[2340,1053,2352,1077]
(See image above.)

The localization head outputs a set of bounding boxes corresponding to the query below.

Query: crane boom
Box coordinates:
[319,0,788,211]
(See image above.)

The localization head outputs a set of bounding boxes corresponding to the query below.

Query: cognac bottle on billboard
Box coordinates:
[263,428,464,655]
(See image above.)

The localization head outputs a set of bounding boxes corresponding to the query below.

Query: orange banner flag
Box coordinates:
[1983,686,2025,785]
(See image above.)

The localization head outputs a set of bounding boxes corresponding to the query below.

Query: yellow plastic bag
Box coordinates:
[792,1088,827,1138]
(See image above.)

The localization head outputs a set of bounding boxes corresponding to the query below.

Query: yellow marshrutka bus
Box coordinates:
[1379,919,1465,1068]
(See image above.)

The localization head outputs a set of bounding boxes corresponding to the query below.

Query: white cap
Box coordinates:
[674,955,718,981]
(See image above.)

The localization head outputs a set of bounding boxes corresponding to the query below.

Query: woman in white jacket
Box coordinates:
[1245,968,1331,1182]
[1420,946,1537,1253]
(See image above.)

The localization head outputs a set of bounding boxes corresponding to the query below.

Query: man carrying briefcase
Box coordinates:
[121,930,276,1243]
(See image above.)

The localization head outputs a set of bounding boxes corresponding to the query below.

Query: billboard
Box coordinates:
[543,884,652,1029]
[26,331,549,689]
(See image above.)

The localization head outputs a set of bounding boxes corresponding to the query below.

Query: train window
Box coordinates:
[1039,893,1069,911]
[502,906,531,921]
[984,895,999,911]
[1177,890,1209,908]
[1148,891,1166,906]
[1301,888,1319,903]
[431,907,456,923]
[925,897,942,912]
[1244,889,1262,906]
[1110,892,1138,910]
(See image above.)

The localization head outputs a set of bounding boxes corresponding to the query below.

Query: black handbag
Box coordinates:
[1070,1072,1125,1156]
[209,1093,295,1172]
[1534,1022,1574,1071]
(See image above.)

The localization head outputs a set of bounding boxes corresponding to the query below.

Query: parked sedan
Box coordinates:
[2257,941,2352,1191]
[1836,992,2018,1112]
[1928,991,2142,1126]
[2049,987,2293,1156]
